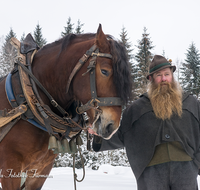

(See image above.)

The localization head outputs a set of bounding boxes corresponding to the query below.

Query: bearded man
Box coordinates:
[89,55,200,190]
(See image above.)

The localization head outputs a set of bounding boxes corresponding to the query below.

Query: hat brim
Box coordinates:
[146,65,176,80]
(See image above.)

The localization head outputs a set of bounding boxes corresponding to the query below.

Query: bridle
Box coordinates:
[66,44,123,116]
[15,43,122,126]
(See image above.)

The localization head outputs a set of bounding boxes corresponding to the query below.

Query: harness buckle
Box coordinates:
[91,52,99,57]
[84,54,88,58]
[51,100,58,107]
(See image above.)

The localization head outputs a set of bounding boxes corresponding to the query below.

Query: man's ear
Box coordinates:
[149,75,152,81]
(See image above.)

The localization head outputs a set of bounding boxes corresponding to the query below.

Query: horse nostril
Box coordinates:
[106,123,113,135]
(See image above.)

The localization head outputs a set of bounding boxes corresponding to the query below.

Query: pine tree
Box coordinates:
[61,17,74,37]
[75,19,84,34]
[162,50,166,57]
[20,32,25,42]
[33,23,47,47]
[119,26,137,100]
[180,42,200,98]
[134,27,154,96]
[0,28,17,77]
[119,26,133,62]
[174,58,181,82]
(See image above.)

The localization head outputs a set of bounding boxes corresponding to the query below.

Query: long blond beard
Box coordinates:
[148,79,183,120]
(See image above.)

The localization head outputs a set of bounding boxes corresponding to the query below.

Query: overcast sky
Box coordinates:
[1,0,200,67]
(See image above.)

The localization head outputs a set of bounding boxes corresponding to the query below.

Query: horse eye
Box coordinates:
[101,69,109,76]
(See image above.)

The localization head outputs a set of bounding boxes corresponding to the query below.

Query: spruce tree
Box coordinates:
[75,19,84,34]
[0,28,17,76]
[61,17,74,37]
[180,42,200,97]
[134,27,154,96]
[119,26,133,61]
[33,23,47,47]
[20,32,25,42]
[119,26,136,100]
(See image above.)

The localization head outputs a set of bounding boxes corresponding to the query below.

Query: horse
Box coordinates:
[0,24,132,190]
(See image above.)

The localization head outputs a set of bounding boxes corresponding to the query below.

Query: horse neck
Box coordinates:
[32,38,95,112]
[32,47,74,111]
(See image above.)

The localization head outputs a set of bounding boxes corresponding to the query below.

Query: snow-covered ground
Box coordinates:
[42,165,200,190]
[1,165,200,189]
[42,165,136,190]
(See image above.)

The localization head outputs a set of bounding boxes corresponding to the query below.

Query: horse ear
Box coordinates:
[95,24,109,52]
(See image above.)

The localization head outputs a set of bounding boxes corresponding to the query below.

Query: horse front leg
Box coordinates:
[1,177,21,190]
[0,161,23,190]
[22,151,56,190]
[24,165,53,190]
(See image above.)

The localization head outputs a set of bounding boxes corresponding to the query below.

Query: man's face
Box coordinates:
[148,67,182,120]
[150,67,173,85]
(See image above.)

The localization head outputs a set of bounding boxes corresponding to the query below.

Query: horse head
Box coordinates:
[69,25,132,139]
[32,24,132,139]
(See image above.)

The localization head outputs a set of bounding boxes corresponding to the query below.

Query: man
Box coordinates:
[89,55,200,190]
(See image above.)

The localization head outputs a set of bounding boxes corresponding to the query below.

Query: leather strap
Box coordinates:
[16,60,67,116]
[89,48,99,99]
[66,44,97,93]
[0,117,20,143]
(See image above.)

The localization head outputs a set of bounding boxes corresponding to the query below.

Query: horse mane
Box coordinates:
[48,33,133,105]
[108,37,133,105]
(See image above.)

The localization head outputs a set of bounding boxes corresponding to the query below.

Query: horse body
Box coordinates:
[0,78,56,189]
[0,25,132,189]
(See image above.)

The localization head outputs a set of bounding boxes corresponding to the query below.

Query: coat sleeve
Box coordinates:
[92,127,124,152]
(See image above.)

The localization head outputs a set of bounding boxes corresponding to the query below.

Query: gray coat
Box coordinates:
[93,92,200,180]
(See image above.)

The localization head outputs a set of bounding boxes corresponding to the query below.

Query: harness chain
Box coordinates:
[42,106,83,129]
[31,95,82,129]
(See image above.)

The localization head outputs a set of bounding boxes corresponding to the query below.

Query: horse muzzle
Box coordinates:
[92,110,120,139]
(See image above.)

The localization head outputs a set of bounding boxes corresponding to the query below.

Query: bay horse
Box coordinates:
[0,24,132,189]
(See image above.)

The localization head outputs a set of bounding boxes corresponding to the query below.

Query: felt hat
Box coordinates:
[147,55,176,79]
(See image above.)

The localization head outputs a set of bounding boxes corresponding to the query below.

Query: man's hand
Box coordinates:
[87,124,99,136]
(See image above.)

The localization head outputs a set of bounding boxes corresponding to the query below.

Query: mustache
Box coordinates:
[160,82,169,85]
[153,82,171,93]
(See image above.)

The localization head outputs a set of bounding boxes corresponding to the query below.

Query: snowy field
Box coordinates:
[42,165,136,190]
[1,165,200,189]
[42,165,200,190]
